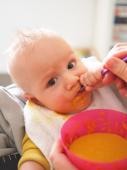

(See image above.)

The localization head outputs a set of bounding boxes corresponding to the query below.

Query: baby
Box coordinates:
[8,29,127,170]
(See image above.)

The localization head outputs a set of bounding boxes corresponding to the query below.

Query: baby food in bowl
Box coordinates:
[61,109,127,170]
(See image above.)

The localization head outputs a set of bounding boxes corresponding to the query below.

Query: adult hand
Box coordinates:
[103,43,127,96]
[50,138,78,170]
[104,57,127,82]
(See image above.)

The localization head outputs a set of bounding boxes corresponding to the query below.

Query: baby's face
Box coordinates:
[25,36,92,113]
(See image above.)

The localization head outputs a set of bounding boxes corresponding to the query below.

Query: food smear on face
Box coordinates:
[71,91,92,109]
[69,133,127,162]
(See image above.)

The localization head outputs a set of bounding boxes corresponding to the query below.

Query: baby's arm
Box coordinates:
[80,57,103,91]
[18,133,50,170]
[20,161,45,170]
[50,138,78,170]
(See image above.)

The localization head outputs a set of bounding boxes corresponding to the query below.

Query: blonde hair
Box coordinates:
[7,28,57,62]
[7,28,58,90]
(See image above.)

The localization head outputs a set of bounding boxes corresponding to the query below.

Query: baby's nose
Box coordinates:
[64,73,79,90]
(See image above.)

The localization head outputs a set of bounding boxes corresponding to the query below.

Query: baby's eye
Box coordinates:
[47,78,57,87]
[67,60,76,69]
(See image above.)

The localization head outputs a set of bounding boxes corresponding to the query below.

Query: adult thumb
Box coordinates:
[105,57,127,82]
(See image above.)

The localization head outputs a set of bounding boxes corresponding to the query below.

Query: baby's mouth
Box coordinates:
[73,84,85,98]
[71,84,88,107]
[78,84,85,93]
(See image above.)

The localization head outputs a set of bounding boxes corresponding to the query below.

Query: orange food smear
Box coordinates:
[69,133,127,162]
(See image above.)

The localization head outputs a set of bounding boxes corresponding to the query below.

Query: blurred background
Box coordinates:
[0,0,126,85]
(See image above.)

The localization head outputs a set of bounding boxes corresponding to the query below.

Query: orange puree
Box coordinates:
[69,133,127,162]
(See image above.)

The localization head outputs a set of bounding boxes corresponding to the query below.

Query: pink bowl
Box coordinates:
[61,109,127,170]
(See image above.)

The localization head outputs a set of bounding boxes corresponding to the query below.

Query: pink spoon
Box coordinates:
[101,56,127,76]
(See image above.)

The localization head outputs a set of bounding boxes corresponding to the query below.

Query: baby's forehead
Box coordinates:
[20,34,73,67]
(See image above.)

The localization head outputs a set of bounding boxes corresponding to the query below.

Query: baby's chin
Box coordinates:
[75,95,92,113]
[49,92,93,114]
[71,91,92,113]
[60,91,92,114]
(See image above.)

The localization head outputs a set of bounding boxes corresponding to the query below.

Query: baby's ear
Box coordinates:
[23,92,42,105]
[22,92,33,100]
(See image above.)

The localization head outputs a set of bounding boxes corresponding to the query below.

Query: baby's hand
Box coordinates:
[80,66,102,91]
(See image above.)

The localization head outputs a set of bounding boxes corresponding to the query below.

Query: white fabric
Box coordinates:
[23,86,127,168]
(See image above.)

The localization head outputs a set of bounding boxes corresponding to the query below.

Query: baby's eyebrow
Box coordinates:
[39,70,55,83]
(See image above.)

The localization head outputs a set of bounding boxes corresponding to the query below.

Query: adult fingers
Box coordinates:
[115,78,127,97]
[102,72,116,85]
[105,57,127,82]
